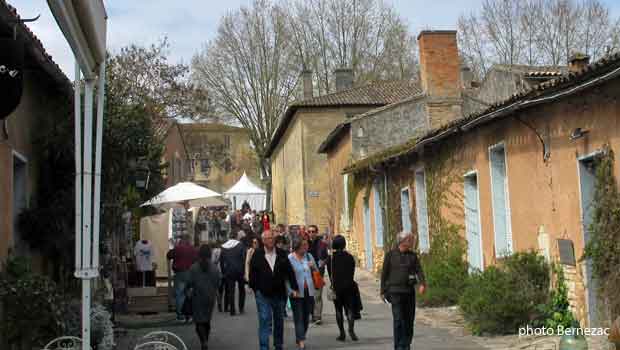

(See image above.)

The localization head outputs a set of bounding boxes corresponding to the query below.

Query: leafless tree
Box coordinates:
[459,0,619,75]
[286,0,417,94]
[191,0,299,208]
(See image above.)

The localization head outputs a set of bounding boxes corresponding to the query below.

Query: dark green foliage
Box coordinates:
[534,265,577,330]
[459,251,550,335]
[418,224,469,306]
[583,150,620,319]
[0,256,66,348]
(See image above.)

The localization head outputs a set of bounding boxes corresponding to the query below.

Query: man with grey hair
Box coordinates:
[381,231,426,350]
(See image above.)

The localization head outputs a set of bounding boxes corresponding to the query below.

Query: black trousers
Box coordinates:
[390,292,416,350]
[225,276,246,314]
[195,322,211,349]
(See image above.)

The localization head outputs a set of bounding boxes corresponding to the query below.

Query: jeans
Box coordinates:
[291,289,314,343]
[225,275,246,314]
[313,286,323,321]
[390,292,416,350]
[174,271,190,318]
[255,291,286,350]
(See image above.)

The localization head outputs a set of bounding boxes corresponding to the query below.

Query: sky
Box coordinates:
[12,0,620,80]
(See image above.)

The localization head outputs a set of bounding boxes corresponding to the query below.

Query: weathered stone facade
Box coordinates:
[180,123,259,193]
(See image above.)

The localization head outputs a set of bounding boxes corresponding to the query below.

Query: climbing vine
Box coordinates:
[583,148,620,320]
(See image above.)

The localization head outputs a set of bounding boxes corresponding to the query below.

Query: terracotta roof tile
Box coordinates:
[265,80,420,157]
[344,52,620,174]
[1,0,71,92]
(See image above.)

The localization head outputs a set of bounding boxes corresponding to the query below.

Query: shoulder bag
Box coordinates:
[307,254,326,289]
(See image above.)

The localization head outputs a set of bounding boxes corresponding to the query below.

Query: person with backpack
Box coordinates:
[380,231,426,350]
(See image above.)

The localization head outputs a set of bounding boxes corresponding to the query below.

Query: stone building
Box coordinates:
[179,123,259,193]
[0,1,72,267]
[333,48,619,328]
[266,71,419,231]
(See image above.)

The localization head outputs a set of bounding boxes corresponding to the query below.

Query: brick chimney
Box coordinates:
[568,52,590,73]
[301,69,313,99]
[418,30,462,129]
[334,68,354,91]
[418,30,461,98]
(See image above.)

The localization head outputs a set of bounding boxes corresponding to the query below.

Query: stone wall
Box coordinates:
[563,263,588,327]
[351,99,427,160]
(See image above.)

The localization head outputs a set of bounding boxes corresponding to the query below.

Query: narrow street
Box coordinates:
[116,271,484,350]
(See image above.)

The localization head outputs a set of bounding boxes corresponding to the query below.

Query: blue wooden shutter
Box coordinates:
[401,189,411,232]
[490,145,511,257]
[373,181,384,247]
[415,170,430,252]
[464,174,482,271]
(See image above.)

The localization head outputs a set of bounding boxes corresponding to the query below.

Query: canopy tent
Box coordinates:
[141,182,227,209]
[224,172,266,211]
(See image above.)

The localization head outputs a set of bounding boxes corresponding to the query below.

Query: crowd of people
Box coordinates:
[167,202,426,350]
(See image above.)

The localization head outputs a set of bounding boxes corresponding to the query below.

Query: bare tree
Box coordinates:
[459,0,619,74]
[458,13,491,78]
[191,0,299,208]
[286,0,417,94]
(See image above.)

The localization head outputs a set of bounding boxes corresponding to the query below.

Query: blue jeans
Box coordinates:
[290,289,314,343]
[174,271,190,318]
[390,292,416,350]
[255,291,286,350]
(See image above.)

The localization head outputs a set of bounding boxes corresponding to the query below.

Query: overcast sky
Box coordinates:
[13,0,620,80]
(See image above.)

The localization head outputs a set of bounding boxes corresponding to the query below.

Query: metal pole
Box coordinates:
[75,62,83,272]
[92,61,106,271]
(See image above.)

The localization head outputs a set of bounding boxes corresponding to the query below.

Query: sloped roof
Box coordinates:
[265,80,420,157]
[343,52,620,174]
[491,64,567,77]
[317,122,350,154]
[1,0,72,94]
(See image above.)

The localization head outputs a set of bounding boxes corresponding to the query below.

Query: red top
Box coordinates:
[170,242,198,272]
[262,215,270,231]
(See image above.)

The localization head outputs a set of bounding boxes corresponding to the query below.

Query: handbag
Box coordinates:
[307,254,325,289]
[326,253,337,301]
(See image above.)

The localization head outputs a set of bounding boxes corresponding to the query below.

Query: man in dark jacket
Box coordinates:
[249,230,299,350]
[220,231,247,315]
[308,224,328,323]
[381,231,426,350]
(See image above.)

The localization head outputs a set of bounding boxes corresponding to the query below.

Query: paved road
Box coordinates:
[117,272,484,350]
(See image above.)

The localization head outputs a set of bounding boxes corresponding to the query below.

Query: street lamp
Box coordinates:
[46,2,107,350]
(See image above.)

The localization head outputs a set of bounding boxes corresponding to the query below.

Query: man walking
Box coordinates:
[381,231,426,350]
[220,231,247,315]
[166,234,198,321]
[249,230,299,350]
[308,225,328,324]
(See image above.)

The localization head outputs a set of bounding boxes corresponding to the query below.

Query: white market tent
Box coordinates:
[224,172,266,211]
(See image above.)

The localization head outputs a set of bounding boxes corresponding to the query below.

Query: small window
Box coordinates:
[357,127,364,137]
[415,169,430,252]
[224,135,231,149]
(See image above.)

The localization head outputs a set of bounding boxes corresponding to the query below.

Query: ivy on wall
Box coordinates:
[583,148,620,320]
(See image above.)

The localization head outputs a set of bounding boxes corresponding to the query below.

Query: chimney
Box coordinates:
[301,69,313,99]
[568,52,590,73]
[461,66,474,89]
[334,68,354,91]
[418,30,461,99]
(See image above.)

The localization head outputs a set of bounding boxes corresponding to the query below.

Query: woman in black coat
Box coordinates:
[326,235,359,342]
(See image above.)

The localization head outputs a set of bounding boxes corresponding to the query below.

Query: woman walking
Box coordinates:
[245,237,260,283]
[287,236,317,349]
[187,245,222,350]
[326,235,359,341]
